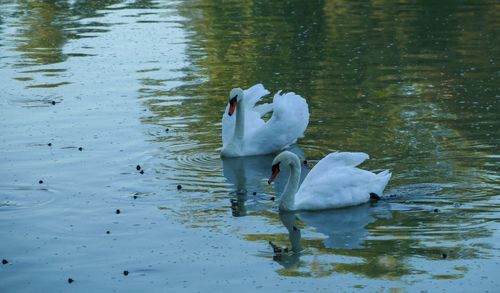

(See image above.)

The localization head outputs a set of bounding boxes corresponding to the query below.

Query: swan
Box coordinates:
[268,151,392,211]
[221,84,309,157]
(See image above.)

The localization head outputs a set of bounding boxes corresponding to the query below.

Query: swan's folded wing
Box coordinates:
[296,167,375,210]
[306,152,369,180]
[249,91,309,149]
[271,91,309,137]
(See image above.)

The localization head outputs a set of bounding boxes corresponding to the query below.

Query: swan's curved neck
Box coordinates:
[279,156,301,211]
[233,100,245,142]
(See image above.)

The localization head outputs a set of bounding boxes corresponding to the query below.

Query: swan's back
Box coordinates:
[295,152,391,210]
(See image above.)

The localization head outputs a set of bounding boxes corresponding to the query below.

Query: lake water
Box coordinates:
[1,0,499,292]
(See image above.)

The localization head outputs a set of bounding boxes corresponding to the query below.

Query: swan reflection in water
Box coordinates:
[221,145,308,216]
[272,202,392,268]
[298,201,392,249]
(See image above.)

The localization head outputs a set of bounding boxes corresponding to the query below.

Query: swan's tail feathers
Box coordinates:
[374,170,392,196]
[244,84,270,108]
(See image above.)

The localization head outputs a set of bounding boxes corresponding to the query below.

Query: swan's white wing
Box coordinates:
[270,91,309,138]
[306,152,369,180]
[247,91,309,152]
[243,83,270,109]
[295,167,377,210]
[311,152,394,196]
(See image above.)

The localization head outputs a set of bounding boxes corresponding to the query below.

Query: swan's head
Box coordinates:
[268,151,297,184]
[227,88,244,116]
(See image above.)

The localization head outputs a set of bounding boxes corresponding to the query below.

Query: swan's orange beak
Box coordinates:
[268,163,280,184]
[228,96,237,116]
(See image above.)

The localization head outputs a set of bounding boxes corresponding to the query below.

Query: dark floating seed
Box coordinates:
[139,170,144,174]
[270,197,275,201]
[51,101,56,105]
[133,195,138,200]
[177,184,182,190]
[39,180,44,184]
[2,259,8,265]
[252,192,257,195]
[433,208,439,213]
[48,143,52,146]
[78,147,83,151]
[442,253,447,259]
[123,270,129,276]
[303,160,307,165]
[136,165,141,171]
[67,278,74,283]
[106,231,110,234]
[116,209,121,214]
[165,128,169,132]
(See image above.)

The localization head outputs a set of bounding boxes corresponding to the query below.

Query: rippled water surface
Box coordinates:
[1,0,499,292]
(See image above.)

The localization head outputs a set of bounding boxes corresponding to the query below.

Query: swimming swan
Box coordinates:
[221,84,309,157]
[268,151,392,211]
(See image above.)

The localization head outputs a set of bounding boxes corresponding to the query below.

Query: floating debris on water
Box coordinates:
[434,208,440,213]
[67,278,74,283]
[269,241,288,254]
[48,143,52,146]
[51,101,56,105]
[442,253,448,259]
[78,147,83,151]
[136,165,141,171]
[38,180,43,184]
[177,184,182,190]
[106,231,110,234]
[2,259,8,265]
[139,170,144,174]
[116,209,121,214]
[123,270,129,276]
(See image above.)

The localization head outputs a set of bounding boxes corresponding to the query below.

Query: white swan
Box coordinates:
[221,84,309,157]
[268,151,392,211]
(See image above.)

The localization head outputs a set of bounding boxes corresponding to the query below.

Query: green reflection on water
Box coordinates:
[13,0,71,66]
